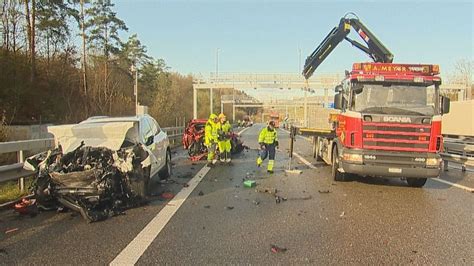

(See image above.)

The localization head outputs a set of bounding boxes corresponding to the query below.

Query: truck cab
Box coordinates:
[326,62,451,187]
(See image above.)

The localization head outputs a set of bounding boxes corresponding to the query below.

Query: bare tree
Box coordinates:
[1,0,8,50]
[24,0,35,79]
[80,0,88,114]
[454,59,473,100]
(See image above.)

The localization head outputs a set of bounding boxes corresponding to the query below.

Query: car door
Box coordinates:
[148,116,166,170]
[140,117,160,176]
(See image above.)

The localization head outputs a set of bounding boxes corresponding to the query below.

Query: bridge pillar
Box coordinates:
[210,88,213,115]
[232,104,235,122]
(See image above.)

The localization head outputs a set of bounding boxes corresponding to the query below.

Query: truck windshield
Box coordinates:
[352,83,436,116]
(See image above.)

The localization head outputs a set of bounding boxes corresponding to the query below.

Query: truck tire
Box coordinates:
[406,178,427,188]
[159,149,172,180]
[313,137,322,162]
[332,146,346,181]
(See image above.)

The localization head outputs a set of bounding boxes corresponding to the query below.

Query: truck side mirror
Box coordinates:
[441,96,450,114]
[334,92,343,110]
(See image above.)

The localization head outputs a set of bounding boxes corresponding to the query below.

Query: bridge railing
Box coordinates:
[0,127,184,191]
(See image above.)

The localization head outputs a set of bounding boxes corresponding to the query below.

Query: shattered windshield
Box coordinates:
[352,83,436,115]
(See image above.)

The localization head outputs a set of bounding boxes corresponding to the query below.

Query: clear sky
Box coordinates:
[114,0,473,78]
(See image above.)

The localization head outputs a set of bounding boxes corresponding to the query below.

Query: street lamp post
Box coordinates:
[131,64,138,115]
[298,48,302,74]
[211,48,220,115]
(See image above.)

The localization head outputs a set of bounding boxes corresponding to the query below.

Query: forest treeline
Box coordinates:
[0,0,238,133]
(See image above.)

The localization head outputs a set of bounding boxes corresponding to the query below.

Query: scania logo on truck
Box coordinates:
[383,116,412,123]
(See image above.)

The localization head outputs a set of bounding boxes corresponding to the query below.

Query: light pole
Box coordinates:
[131,64,138,115]
[298,47,302,74]
[211,48,220,115]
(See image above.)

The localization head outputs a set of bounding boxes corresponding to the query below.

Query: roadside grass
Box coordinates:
[0,179,33,204]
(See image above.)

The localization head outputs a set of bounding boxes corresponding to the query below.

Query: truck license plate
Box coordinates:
[389,168,402,173]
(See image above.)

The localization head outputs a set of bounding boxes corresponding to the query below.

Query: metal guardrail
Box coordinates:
[441,136,474,172]
[165,126,184,147]
[0,127,184,190]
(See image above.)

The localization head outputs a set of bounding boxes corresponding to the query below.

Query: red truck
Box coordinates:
[269,112,280,128]
[300,14,451,187]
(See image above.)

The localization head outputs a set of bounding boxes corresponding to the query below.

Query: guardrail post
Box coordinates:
[17,150,25,192]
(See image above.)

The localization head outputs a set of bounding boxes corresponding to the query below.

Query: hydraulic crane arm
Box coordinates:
[302,14,394,79]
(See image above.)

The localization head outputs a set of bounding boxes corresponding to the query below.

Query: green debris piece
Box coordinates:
[243,180,256,188]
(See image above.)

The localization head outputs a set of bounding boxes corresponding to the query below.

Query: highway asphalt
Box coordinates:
[1,124,473,265]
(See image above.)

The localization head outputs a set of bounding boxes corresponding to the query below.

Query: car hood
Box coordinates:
[48,122,136,153]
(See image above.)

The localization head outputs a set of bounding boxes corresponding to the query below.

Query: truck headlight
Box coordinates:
[426,158,440,167]
[343,153,363,164]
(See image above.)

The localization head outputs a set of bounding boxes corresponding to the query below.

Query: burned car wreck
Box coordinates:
[25,143,149,222]
[24,117,169,222]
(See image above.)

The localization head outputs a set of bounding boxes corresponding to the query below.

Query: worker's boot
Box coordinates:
[225,152,231,163]
[207,152,214,167]
[267,160,274,174]
[256,157,263,167]
[220,153,225,163]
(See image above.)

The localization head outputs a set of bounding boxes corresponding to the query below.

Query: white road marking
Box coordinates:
[293,152,317,169]
[280,128,317,169]
[281,128,312,142]
[110,166,211,265]
[237,126,250,136]
[431,178,474,193]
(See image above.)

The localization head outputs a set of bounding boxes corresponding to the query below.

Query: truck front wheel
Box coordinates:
[406,178,427,188]
[332,146,346,182]
[313,137,322,162]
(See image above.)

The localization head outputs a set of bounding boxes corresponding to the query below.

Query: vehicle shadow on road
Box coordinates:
[344,175,414,188]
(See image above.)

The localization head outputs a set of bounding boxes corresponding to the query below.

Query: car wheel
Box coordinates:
[332,146,346,182]
[406,178,427,188]
[188,142,197,156]
[159,149,172,180]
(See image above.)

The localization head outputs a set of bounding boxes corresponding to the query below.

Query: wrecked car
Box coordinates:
[182,119,245,161]
[24,115,171,222]
[182,119,208,161]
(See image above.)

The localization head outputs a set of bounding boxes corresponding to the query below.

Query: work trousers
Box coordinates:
[218,139,232,153]
[259,143,276,160]
[207,143,217,161]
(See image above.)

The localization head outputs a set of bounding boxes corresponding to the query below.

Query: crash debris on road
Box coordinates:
[22,142,152,222]
[270,244,288,253]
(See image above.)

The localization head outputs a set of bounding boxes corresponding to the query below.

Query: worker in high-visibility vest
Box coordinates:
[257,121,279,173]
[205,113,219,165]
[217,113,232,163]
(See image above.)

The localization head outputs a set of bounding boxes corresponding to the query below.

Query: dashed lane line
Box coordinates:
[110,165,211,265]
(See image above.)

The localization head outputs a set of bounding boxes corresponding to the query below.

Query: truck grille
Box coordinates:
[362,122,430,152]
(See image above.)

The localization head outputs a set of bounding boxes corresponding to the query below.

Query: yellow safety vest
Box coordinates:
[205,120,219,144]
[258,127,278,144]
